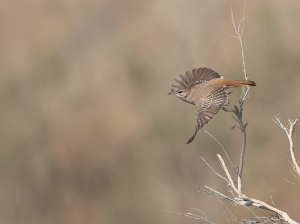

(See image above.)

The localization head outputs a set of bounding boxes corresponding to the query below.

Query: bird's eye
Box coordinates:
[177,90,183,94]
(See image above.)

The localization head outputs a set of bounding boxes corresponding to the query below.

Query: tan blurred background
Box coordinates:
[1,0,300,223]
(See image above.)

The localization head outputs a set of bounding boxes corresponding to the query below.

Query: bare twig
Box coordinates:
[187,207,208,219]
[217,154,240,196]
[273,115,300,177]
[231,4,247,80]
[240,196,296,224]
[215,199,236,222]
[231,1,251,101]
[204,186,239,204]
[204,185,261,220]
[204,129,235,172]
[283,178,296,185]
[231,101,248,193]
[209,154,298,224]
[230,1,253,194]
[200,2,298,223]
[201,157,230,185]
[159,208,215,223]
[167,2,298,223]
[270,196,276,208]
[207,114,299,223]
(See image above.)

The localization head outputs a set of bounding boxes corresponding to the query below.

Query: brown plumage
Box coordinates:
[168,67,256,144]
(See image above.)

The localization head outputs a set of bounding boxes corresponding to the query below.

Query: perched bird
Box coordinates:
[168,67,256,144]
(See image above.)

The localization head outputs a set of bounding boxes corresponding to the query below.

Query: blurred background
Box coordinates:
[1,0,300,223]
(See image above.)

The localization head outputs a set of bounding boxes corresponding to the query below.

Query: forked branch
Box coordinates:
[231,2,251,101]
[274,115,300,177]
[231,100,248,193]
[207,154,298,224]
[202,114,299,223]
[201,3,298,222]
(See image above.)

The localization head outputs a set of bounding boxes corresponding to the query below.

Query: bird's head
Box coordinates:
[168,89,190,102]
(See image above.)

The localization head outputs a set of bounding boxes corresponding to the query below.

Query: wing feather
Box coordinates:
[179,73,190,86]
[171,67,222,91]
[186,86,228,144]
[174,77,188,89]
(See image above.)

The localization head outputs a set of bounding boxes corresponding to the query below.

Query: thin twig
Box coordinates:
[283,178,296,185]
[217,154,240,196]
[210,154,298,223]
[204,129,235,172]
[240,196,297,224]
[204,186,238,204]
[187,207,208,219]
[204,186,261,220]
[231,100,247,193]
[270,196,276,208]
[201,157,230,185]
[197,2,298,224]
[215,198,237,221]
[231,1,250,101]
[159,209,215,223]
[274,115,300,177]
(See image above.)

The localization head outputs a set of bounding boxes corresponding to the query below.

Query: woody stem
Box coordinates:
[233,100,247,193]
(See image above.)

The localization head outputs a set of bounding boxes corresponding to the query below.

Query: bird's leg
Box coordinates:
[223,106,230,112]
[223,101,231,112]
[222,92,233,112]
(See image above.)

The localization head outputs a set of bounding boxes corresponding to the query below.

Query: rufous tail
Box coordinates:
[223,80,256,87]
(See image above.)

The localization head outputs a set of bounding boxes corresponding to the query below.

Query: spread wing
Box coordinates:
[171,67,222,90]
[186,86,228,144]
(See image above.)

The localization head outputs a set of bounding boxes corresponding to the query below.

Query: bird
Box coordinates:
[168,67,256,144]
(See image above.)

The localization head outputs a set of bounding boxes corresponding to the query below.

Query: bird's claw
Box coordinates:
[223,107,230,112]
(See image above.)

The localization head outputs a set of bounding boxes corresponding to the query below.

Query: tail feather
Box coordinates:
[235,80,256,86]
[222,80,256,87]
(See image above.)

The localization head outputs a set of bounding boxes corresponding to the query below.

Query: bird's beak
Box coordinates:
[168,89,175,95]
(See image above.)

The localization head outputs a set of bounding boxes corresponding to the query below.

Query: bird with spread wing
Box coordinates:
[169,67,256,144]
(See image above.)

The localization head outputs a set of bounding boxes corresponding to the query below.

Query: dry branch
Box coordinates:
[209,154,298,224]
[274,115,300,177]
[201,114,297,222]
[231,4,250,101]
[165,2,299,223]
[231,100,248,193]
[200,3,299,223]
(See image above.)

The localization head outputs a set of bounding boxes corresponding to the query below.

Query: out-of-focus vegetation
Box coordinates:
[0,0,300,223]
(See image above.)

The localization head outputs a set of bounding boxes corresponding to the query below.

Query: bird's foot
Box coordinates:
[223,107,230,112]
